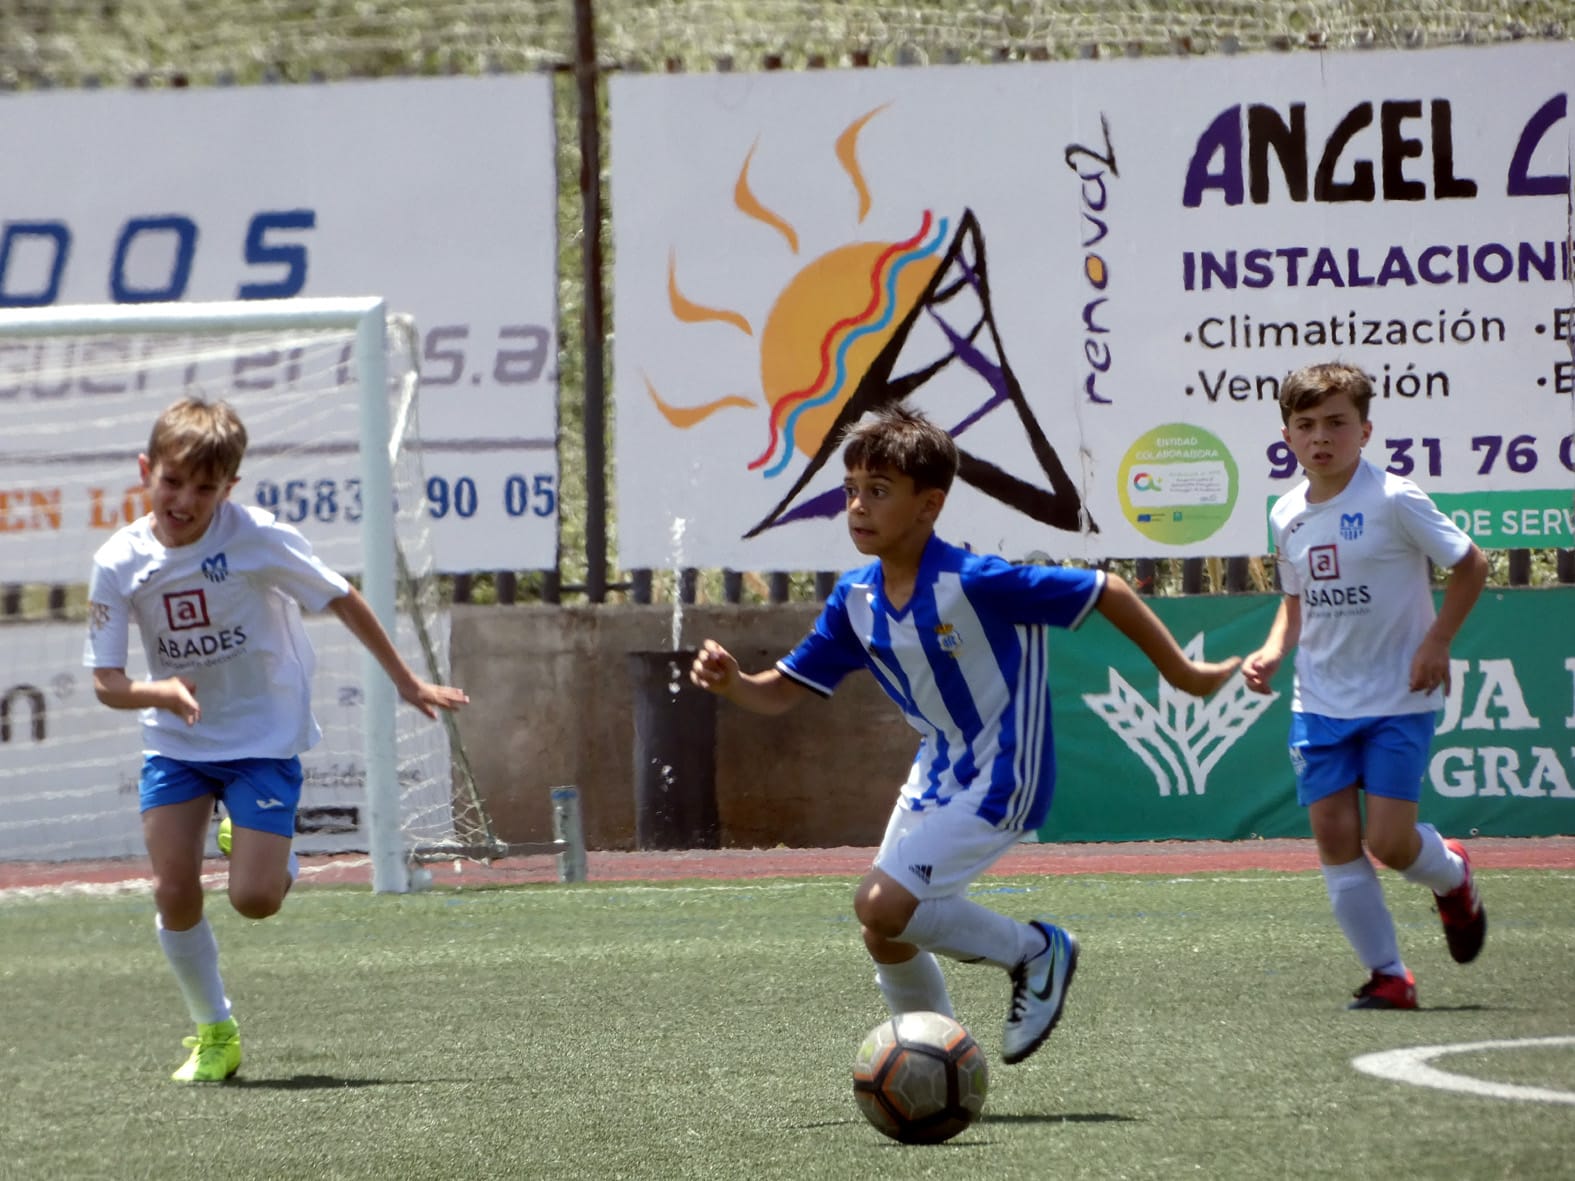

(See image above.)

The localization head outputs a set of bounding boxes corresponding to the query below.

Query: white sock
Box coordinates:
[288,849,300,882]
[1321,856,1404,976]
[156,914,232,1025]
[897,895,1044,971]
[874,953,954,1018]
[1399,822,1465,895]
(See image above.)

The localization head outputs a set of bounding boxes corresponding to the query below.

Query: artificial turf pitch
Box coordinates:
[2,869,1572,1180]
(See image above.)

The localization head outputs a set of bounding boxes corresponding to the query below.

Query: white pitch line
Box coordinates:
[1352,1036,1575,1104]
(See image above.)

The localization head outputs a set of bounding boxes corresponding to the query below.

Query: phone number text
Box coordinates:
[254,474,556,523]
[1268,434,1575,479]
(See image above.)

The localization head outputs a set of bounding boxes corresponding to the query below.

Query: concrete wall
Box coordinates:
[449,604,917,850]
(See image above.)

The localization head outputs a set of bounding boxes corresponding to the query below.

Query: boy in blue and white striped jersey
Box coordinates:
[690,406,1238,1065]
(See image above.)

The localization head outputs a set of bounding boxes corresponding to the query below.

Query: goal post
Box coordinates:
[0,297,578,892]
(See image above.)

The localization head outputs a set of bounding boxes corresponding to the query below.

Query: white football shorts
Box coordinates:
[872,798,1026,900]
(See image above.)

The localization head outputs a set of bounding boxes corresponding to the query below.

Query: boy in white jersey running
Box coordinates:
[690,406,1238,1064]
[1244,362,1488,1011]
[85,398,469,1082]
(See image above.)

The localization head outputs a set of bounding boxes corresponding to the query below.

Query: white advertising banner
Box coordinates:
[0,76,559,574]
[0,617,450,861]
[611,45,1575,568]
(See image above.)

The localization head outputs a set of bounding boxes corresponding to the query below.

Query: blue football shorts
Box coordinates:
[1287,711,1436,807]
[139,754,303,838]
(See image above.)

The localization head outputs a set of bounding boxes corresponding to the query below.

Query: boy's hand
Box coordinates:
[159,676,201,725]
[690,639,739,696]
[1409,636,1452,694]
[400,680,470,719]
[1241,648,1282,695]
[1168,656,1242,699]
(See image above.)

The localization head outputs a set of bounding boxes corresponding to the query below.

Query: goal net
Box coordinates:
[0,297,501,892]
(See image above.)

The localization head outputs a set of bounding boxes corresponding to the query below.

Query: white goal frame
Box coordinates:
[0,296,412,891]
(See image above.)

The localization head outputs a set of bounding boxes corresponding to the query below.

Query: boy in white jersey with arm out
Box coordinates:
[85,398,469,1082]
[690,406,1238,1065]
[1243,362,1488,1011]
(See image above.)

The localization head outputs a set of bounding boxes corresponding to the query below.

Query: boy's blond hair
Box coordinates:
[1278,362,1373,425]
[146,398,248,481]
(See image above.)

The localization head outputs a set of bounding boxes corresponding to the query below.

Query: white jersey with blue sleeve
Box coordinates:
[777,535,1104,831]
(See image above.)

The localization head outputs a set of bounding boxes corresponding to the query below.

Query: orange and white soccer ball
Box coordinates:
[852,1011,988,1144]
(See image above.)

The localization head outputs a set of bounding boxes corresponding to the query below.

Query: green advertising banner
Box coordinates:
[1042,588,1575,842]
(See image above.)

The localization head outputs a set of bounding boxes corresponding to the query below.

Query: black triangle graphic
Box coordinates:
[743,208,1097,539]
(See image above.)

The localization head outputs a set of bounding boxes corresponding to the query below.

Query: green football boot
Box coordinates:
[171,1017,242,1083]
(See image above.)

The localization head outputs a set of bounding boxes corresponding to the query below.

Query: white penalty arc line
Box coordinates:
[1352,1036,1575,1105]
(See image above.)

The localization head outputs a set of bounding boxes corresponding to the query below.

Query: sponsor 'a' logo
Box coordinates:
[1308,544,1340,581]
[163,589,211,631]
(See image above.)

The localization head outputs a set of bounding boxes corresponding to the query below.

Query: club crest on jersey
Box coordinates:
[201,552,229,583]
[1339,513,1364,541]
[163,589,211,631]
[1308,544,1340,581]
[933,623,963,655]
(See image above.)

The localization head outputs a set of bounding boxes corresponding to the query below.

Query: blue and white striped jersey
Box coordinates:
[777,534,1104,831]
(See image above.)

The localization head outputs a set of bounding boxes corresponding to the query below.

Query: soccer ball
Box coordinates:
[852,1011,988,1144]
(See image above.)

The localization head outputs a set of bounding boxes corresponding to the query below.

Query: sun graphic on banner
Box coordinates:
[643,104,1094,539]
[745,212,947,477]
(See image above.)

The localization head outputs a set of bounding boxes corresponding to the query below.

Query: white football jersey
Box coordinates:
[84,501,350,761]
[1271,457,1471,718]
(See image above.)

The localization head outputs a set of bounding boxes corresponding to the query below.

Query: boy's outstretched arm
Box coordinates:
[1095,573,1241,697]
[689,638,811,715]
[1410,543,1488,694]
[328,586,470,717]
[1243,595,1301,695]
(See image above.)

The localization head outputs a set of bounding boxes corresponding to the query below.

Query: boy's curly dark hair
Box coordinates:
[839,405,959,493]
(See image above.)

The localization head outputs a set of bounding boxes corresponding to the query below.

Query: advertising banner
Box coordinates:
[0,616,452,860]
[0,76,559,574]
[611,45,1575,570]
[1044,589,1575,841]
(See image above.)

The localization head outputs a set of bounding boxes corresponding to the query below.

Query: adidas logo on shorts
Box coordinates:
[909,864,933,885]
